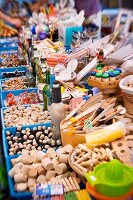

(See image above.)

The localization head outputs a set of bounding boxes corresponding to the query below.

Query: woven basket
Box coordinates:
[122,92,133,115]
[68,148,86,177]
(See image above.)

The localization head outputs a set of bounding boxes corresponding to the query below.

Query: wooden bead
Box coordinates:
[40,135,44,140]
[23,135,28,140]
[44,145,49,150]
[59,154,69,164]
[55,163,67,175]
[38,126,42,130]
[14,174,27,183]
[36,151,46,161]
[36,132,42,138]
[41,158,54,171]
[7,136,11,140]
[36,166,46,175]
[21,155,34,165]
[28,168,38,178]
[8,141,13,145]
[46,171,56,181]
[56,140,62,146]
[22,150,29,156]
[21,130,26,134]
[64,144,73,153]
[51,140,56,146]
[6,131,11,135]
[52,157,59,168]
[37,175,46,184]
[37,147,42,151]
[21,165,30,176]
[28,178,36,188]
[15,183,27,192]
[29,135,34,139]
[47,148,56,159]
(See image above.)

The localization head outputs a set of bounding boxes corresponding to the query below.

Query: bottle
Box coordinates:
[42,66,52,109]
[43,85,48,110]
[50,81,66,140]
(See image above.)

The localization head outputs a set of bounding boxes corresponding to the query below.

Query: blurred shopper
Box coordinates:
[75,0,101,19]
[75,0,101,37]
[0,10,21,27]
[0,0,21,27]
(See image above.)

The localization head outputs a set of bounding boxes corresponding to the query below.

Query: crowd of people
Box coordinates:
[0,0,101,28]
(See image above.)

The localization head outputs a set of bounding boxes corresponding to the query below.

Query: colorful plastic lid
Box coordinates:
[108,69,114,72]
[91,71,96,76]
[96,72,102,77]
[96,66,103,70]
[96,63,105,68]
[102,73,109,78]
[108,72,116,77]
[114,70,120,76]
[116,68,122,73]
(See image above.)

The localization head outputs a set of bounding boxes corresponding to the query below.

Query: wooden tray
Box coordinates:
[88,77,120,90]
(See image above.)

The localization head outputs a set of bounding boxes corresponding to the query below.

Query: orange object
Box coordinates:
[86,182,133,200]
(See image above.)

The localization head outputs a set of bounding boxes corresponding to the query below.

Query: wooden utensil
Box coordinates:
[111,137,133,166]
[79,92,103,112]
[91,103,115,126]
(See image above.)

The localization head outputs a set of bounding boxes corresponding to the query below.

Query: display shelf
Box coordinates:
[0,76,35,92]
[0,66,27,79]
[1,88,38,107]
[0,46,18,52]
[2,122,51,158]
[1,103,48,129]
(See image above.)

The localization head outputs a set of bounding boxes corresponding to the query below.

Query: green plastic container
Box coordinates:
[85,159,133,197]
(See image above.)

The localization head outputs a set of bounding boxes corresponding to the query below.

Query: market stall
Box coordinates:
[0,2,133,200]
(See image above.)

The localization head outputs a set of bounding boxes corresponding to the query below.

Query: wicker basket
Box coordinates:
[122,92,133,115]
[68,148,86,177]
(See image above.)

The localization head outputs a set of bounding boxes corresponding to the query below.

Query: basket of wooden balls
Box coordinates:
[119,75,133,115]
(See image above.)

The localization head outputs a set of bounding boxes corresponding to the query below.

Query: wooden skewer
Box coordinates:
[64,178,73,191]
[61,178,69,192]
[59,80,75,91]
[68,177,77,191]
[72,177,80,190]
